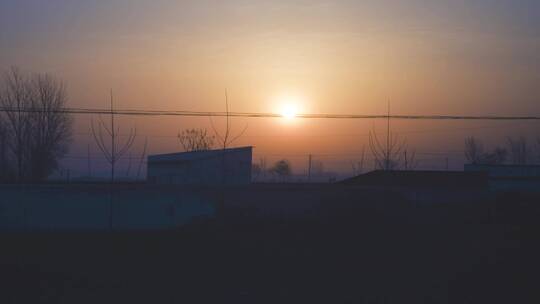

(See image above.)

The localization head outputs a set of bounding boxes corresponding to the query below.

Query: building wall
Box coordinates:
[489,179,540,193]
[147,149,252,185]
[0,185,215,231]
[465,164,540,178]
[465,164,540,193]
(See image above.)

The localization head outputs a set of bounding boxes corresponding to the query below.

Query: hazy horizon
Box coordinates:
[2,0,540,178]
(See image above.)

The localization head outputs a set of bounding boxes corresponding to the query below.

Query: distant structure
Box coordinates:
[465,164,540,192]
[465,164,540,178]
[147,147,252,185]
[340,170,488,189]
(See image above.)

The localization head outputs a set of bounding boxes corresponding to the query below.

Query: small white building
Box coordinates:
[147,147,252,186]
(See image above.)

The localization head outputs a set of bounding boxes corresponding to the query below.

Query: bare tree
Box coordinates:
[0,67,34,181]
[271,159,292,181]
[537,137,540,163]
[136,137,148,180]
[484,147,507,165]
[125,152,133,178]
[209,91,248,185]
[27,74,73,181]
[252,158,270,182]
[464,137,484,164]
[178,128,214,152]
[402,150,418,170]
[210,90,248,150]
[368,103,416,171]
[91,91,136,183]
[369,128,408,171]
[251,163,262,182]
[507,136,531,165]
[464,137,506,165]
[0,67,72,182]
[0,118,11,181]
[259,157,267,180]
[351,146,366,176]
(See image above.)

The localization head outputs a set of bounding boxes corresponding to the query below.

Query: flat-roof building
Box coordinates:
[147,147,252,186]
[465,164,540,192]
[340,170,488,189]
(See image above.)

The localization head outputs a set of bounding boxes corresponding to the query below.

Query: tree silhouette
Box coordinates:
[369,128,405,171]
[91,91,136,183]
[537,137,540,163]
[251,163,262,182]
[136,137,148,180]
[0,67,72,182]
[210,90,247,150]
[351,146,366,176]
[368,102,416,171]
[271,159,291,181]
[464,136,506,165]
[178,128,214,152]
[402,150,418,170]
[507,136,531,165]
[0,119,10,181]
[465,137,484,164]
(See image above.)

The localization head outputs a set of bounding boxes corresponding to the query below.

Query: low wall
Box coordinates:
[489,179,540,193]
[0,185,215,231]
[0,183,496,231]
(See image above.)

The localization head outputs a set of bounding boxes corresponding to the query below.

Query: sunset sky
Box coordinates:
[1,0,540,177]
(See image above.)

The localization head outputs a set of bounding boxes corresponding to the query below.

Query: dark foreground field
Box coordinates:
[1,190,539,303]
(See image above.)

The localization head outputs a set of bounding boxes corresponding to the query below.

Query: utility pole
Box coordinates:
[109,93,114,228]
[260,157,267,181]
[360,146,365,174]
[404,151,408,170]
[386,101,390,171]
[110,90,115,183]
[308,154,313,182]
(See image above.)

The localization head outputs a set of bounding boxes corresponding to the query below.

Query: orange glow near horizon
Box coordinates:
[2,1,540,175]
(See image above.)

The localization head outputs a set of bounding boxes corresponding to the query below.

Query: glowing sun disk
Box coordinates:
[280,103,298,119]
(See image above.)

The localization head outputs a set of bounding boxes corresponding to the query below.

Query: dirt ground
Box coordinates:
[0,188,539,303]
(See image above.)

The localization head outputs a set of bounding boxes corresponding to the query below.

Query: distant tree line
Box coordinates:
[0,67,72,183]
[252,159,292,182]
[464,136,540,165]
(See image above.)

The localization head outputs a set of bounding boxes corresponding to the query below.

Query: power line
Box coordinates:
[2,106,540,120]
[70,122,531,141]
[63,149,463,161]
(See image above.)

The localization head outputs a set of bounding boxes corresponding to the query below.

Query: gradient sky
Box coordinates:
[1,0,540,176]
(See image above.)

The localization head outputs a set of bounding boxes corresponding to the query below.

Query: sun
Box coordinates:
[280,103,298,119]
[274,95,303,121]
[274,94,305,122]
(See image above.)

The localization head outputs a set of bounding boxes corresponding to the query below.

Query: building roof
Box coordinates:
[465,163,540,179]
[148,146,252,163]
[340,170,488,188]
[465,164,540,169]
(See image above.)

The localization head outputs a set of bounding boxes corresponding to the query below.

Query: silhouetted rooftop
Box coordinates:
[340,170,488,189]
[148,146,253,163]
